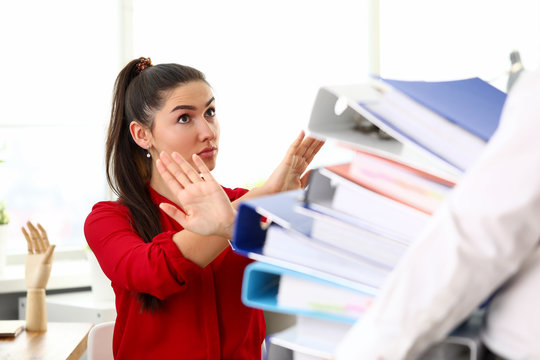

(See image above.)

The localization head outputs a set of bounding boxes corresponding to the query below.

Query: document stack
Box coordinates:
[231,76,507,360]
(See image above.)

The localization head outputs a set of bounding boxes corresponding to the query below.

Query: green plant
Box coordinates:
[0,201,8,225]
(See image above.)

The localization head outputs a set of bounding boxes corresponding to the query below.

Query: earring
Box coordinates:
[146,145,151,158]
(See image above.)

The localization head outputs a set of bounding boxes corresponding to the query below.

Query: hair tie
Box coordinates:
[135,57,152,74]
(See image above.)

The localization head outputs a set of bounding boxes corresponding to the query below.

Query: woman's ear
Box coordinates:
[129,121,151,149]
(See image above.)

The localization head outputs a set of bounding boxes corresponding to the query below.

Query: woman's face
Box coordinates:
[150,80,220,171]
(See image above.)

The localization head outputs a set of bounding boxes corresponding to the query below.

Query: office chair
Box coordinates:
[86,320,265,359]
[87,321,115,360]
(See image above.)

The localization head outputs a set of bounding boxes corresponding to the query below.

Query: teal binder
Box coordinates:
[241,261,374,323]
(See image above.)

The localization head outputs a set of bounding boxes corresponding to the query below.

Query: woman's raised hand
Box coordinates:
[263,131,325,193]
[156,152,236,239]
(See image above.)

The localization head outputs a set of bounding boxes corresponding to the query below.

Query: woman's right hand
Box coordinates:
[156,152,236,239]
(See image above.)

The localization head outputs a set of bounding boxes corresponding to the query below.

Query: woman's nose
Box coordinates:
[197,118,216,141]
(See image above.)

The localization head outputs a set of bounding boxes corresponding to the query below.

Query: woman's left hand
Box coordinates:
[263,131,325,193]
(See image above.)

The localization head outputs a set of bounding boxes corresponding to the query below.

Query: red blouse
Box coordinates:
[84,186,266,359]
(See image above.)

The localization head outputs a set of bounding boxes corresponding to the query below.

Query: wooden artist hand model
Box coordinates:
[22,222,55,331]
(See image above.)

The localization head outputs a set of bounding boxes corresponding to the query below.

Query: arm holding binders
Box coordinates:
[335,70,540,360]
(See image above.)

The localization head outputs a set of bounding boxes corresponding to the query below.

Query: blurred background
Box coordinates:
[1,0,539,255]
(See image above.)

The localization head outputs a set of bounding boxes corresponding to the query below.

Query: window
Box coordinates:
[0,0,121,254]
[0,126,106,252]
[4,0,538,256]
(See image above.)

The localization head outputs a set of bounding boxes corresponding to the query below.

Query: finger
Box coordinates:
[27,222,44,253]
[172,152,202,183]
[160,152,192,186]
[37,223,50,248]
[21,227,33,254]
[32,223,48,254]
[159,203,188,227]
[192,154,216,183]
[295,136,319,159]
[284,130,305,160]
[314,138,325,153]
[303,138,325,164]
[300,170,313,188]
[156,158,186,195]
[42,244,55,265]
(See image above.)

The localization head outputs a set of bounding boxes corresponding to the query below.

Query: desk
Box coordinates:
[0,322,93,360]
[19,291,116,324]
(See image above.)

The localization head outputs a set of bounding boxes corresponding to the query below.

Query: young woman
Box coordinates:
[84,57,324,359]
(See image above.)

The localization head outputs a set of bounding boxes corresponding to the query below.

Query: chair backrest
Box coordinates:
[86,320,265,359]
[87,321,115,360]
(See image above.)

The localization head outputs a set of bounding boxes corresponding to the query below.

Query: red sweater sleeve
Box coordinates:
[84,201,203,300]
[84,186,249,301]
[224,186,249,201]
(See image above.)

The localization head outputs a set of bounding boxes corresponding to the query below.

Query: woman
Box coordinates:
[84,57,324,359]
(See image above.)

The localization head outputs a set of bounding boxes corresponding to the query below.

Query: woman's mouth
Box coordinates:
[197,147,217,158]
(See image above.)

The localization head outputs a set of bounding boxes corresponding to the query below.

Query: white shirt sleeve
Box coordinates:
[334,69,540,360]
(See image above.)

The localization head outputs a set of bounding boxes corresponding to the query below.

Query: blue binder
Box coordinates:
[242,261,373,323]
[232,190,388,293]
[360,77,507,172]
[379,77,506,142]
[232,189,312,258]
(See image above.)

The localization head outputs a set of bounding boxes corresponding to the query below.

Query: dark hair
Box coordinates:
[105,57,207,311]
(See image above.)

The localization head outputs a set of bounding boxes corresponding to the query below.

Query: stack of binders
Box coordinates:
[232,76,507,360]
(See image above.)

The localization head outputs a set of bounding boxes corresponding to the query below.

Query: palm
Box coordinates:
[172,177,234,236]
[272,155,306,191]
[157,152,236,238]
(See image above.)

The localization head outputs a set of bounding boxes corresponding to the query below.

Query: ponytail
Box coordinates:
[105,57,206,311]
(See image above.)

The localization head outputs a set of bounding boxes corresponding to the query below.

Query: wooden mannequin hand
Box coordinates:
[156,152,236,239]
[22,222,55,290]
[263,131,325,193]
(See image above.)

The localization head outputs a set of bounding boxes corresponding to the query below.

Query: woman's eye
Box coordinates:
[177,114,190,124]
[205,107,216,117]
